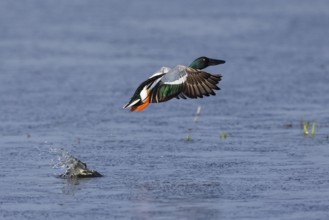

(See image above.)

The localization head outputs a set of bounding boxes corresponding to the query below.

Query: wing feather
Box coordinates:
[181,67,222,98]
[149,65,222,102]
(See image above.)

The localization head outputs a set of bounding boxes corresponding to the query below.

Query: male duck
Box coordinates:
[123,57,225,112]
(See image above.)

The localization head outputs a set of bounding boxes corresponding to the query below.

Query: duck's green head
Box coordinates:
[189,57,225,70]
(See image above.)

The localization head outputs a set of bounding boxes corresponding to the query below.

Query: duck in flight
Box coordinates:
[123,57,225,112]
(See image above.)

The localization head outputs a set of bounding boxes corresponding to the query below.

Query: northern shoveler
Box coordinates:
[123,56,225,112]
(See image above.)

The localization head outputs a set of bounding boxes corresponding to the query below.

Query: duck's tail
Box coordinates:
[123,99,139,109]
[123,96,150,112]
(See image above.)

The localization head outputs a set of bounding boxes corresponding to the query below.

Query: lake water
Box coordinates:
[1,0,329,219]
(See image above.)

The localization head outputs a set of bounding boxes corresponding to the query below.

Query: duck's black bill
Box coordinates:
[209,59,226,66]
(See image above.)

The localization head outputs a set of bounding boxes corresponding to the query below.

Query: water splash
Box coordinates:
[193,106,201,123]
[50,147,102,178]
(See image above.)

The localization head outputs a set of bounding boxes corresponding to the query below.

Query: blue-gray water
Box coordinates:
[1,0,329,219]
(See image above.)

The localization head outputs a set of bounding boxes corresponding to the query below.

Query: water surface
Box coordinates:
[1,0,329,219]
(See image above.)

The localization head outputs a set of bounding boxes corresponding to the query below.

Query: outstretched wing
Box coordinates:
[181,67,221,99]
[150,65,222,103]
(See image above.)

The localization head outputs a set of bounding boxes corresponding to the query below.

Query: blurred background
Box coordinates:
[1,0,329,219]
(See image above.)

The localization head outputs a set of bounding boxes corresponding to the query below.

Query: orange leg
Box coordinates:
[134,96,150,112]
[130,106,138,112]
